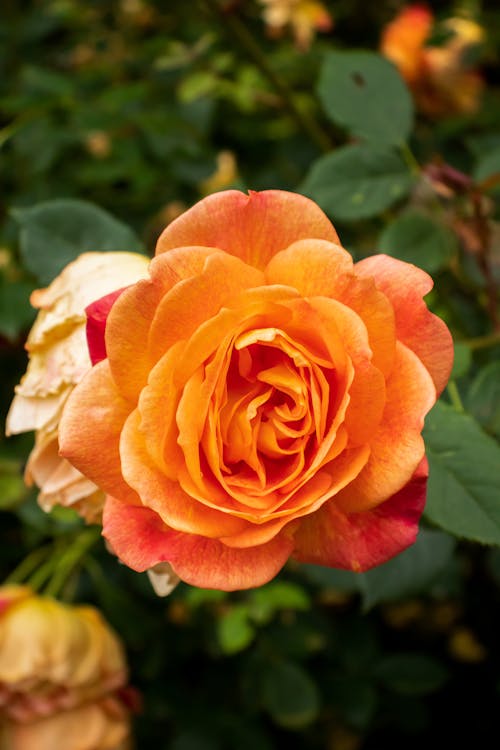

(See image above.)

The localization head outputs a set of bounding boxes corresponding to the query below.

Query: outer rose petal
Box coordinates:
[355,254,453,394]
[103,496,295,591]
[293,458,428,571]
[58,361,138,504]
[155,190,339,269]
[86,288,127,366]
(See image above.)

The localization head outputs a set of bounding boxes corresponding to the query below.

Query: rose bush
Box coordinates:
[58,190,453,591]
[0,586,133,750]
[6,252,150,522]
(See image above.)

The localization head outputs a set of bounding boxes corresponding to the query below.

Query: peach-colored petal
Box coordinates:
[120,410,248,538]
[355,254,453,394]
[105,247,218,400]
[58,361,138,504]
[334,342,435,513]
[293,458,428,571]
[103,496,294,590]
[267,241,396,375]
[148,251,265,364]
[156,190,339,269]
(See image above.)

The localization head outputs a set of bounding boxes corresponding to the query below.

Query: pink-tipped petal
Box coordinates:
[103,496,295,591]
[355,254,453,394]
[293,458,428,571]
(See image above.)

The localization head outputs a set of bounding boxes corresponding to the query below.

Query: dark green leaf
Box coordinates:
[318,51,413,147]
[328,676,377,730]
[424,401,500,544]
[378,211,457,273]
[13,200,144,285]
[474,147,500,193]
[465,362,500,437]
[359,529,456,610]
[374,654,448,695]
[301,145,415,220]
[261,660,320,729]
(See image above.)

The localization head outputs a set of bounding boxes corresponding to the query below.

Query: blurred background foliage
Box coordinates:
[1,0,500,747]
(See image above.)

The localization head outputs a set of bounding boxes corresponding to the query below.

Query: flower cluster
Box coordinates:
[0,586,133,750]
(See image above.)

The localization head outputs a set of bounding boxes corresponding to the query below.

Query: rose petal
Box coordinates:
[58,361,138,504]
[293,458,428,571]
[156,190,339,269]
[103,496,294,591]
[86,288,127,366]
[355,254,453,394]
[105,247,218,400]
[266,240,396,376]
[334,342,435,513]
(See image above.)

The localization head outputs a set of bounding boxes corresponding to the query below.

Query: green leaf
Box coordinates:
[0,276,36,341]
[424,401,500,544]
[248,581,310,624]
[374,654,448,695]
[13,200,144,285]
[216,605,255,655]
[465,362,500,437]
[302,528,454,608]
[301,145,415,221]
[358,528,455,610]
[328,676,377,730]
[261,660,320,730]
[318,51,413,147]
[378,211,457,274]
[474,147,500,193]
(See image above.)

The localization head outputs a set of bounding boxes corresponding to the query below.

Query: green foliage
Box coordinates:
[1,0,499,748]
[301,144,415,220]
[424,402,500,545]
[13,200,145,284]
[317,51,414,147]
[378,211,457,273]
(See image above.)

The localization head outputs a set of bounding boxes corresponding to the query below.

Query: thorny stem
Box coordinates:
[203,0,333,153]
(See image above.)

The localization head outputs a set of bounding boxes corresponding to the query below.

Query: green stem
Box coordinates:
[399,142,421,176]
[5,544,53,585]
[44,527,101,599]
[447,380,465,413]
[463,331,500,350]
[203,0,333,153]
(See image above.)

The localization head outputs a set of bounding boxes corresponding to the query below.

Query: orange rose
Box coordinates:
[0,586,133,750]
[59,190,453,591]
[6,252,150,522]
[380,4,484,117]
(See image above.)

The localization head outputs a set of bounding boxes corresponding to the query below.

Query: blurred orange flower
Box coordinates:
[259,0,333,50]
[0,586,133,750]
[380,4,484,117]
